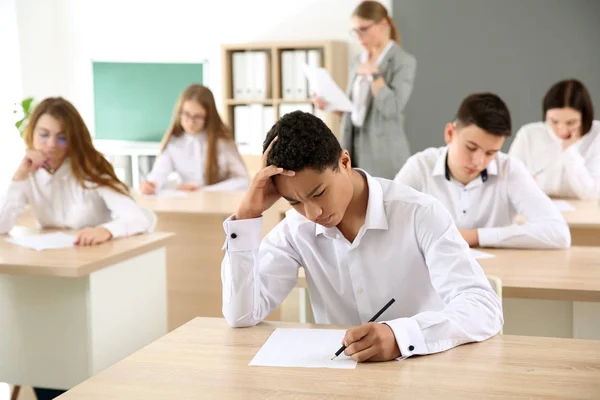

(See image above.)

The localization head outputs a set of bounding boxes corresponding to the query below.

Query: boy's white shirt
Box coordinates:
[221,170,503,359]
[394,146,571,249]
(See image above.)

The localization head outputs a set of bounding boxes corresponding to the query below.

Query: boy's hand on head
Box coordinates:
[74,227,113,246]
[458,228,479,247]
[342,322,401,362]
[236,136,295,220]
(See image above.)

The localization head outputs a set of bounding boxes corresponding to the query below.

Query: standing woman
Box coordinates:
[313,0,416,179]
[510,79,600,199]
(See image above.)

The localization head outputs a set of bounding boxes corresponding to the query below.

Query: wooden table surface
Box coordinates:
[0,228,174,277]
[60,317,600,400]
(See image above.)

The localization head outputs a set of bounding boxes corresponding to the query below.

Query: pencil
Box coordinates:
[331,298,396,360]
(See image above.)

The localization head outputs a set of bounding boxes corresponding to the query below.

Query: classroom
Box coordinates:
[1,0,599,399]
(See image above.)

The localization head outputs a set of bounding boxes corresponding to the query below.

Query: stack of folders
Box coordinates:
[282,49,322,100]
[232,51,271,100]
[234,105,276,155]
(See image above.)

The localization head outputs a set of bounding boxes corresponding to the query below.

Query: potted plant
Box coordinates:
[14,97,35,137]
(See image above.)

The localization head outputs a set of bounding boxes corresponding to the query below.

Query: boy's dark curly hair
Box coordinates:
[263,111,342,172]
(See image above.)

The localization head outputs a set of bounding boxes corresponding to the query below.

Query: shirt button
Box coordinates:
[462,210,466,214]
[357,288,364,294]
[230,233,237,239]
[408,345,414,351]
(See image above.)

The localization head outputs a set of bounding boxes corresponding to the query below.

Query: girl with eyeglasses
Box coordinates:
[140,84,248,195]
[0,97,153,247]
[312,1,416,180]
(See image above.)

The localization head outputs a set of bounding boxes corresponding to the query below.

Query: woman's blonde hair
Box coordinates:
[24,97,130,196]
[160,84,241,185]
[353,1,401,45]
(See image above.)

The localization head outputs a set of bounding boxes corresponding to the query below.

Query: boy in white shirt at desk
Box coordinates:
[221,111,502,362]
[395,93,571,249]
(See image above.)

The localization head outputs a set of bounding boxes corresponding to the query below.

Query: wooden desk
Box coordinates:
[136,191,290,330]
[0,229,173,390]
[559,200,600,246]
[60,318,600,400]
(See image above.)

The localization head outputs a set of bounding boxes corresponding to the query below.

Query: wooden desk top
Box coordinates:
[61,317,600,400]
[0,228,174,278]
[296,246,600,302]
[135,191,290,217]
[559,199,600,229]
[478,246,600,302]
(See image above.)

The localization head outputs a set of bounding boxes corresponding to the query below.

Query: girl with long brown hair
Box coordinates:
[0,97,152,246]
[140,84,248,194]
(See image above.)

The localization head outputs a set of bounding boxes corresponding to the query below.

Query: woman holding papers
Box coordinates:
[0,97,152,248]
[140,84,249,194]
[510,79,600,199]
[312,1,416,179]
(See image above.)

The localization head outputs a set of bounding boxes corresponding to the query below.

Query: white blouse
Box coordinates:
[509,121,600,199]
[350,41,394,128]
[0,158,152,237]
[147,133,249,191]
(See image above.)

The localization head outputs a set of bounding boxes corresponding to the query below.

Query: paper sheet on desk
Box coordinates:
[249,328,357,369]
[469,249,496,259]
[303,65,354,112]
[6,232,76,251]
[552,200,575,212]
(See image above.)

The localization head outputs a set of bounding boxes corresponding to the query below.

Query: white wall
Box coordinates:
[15,0,392,136]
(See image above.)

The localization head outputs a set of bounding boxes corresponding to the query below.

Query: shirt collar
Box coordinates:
[432,146,496,184]
[35,157,71,184]
[315,169,388,237]
[359,41,395,66]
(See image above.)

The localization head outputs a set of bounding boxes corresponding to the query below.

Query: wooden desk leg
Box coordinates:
[10,385,20,400]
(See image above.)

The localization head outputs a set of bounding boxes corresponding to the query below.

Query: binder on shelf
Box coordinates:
[253,51,270,99]
[234,106,251,154]
[244,51,254,99]
[232,52,245,99]
[281,51,295,100]
[261,106,276,153]
[293,50,308,100]
[306,49,322,97]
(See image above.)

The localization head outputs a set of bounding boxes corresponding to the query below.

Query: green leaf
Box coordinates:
[22,97,34,111]
[16,119,23,129]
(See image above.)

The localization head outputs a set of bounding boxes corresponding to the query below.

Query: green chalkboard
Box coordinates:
[93,62,203,142]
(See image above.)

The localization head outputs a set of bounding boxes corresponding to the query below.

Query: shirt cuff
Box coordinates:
[562,144,586,165]
[477,228,499,248]
[100,221,124,239]
[222,215,263,251]
[382,318,427,359]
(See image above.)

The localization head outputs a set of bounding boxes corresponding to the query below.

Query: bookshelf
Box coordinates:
[222,41,348,175]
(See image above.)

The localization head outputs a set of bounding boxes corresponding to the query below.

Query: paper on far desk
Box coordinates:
[6,232,76,251]
[552,200,575,212]
[142,189,186,198]
[469,248,496,259]
[303,65,354,112]
[249,328,357,369]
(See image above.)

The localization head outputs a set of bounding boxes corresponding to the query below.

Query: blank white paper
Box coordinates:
[6,232,76,251]
[142,189,187,198]
[249,328,357,369]
[303,65,354,112]
[469,248,496,259]
[552,200,575,212]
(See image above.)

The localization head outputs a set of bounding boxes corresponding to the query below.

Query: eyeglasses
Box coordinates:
[180,111,206,123]
[349,22,377,38]
[36,132,68,148]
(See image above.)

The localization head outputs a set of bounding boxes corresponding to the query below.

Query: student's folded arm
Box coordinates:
[393,155,423,191]
[221,216,301,328]
[372,55,416,120]
[0,180,30,234]
[384,201,503,358]
[478,158,571,249]
[97,187,153,238]
[146,151,174,190]
[561,143,600,200]
[204,142,250,192]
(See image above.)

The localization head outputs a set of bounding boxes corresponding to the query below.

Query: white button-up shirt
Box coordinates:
[0,158,152,237]
[509,121,600,200]
[147,133,249,191]
[221,171,503,358]
[394,146,571,249]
